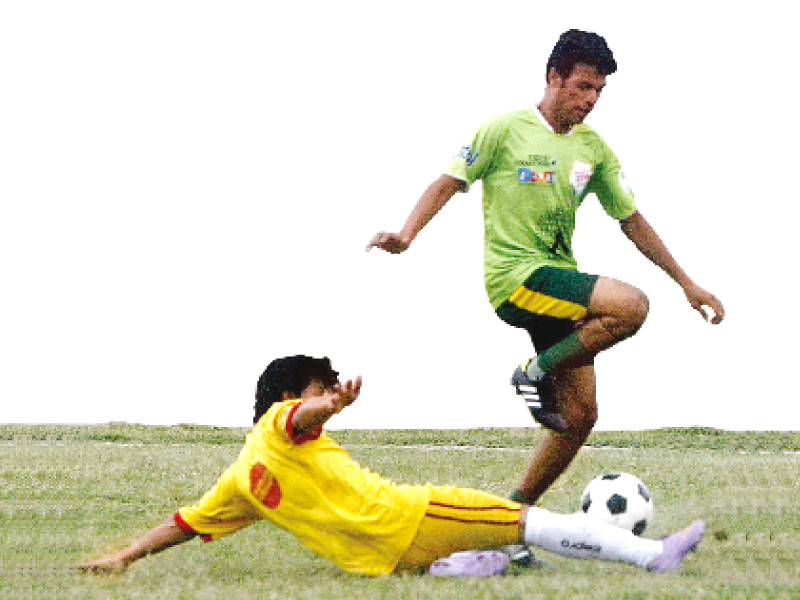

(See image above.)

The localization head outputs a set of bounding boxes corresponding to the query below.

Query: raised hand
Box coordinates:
[333,377,363,408]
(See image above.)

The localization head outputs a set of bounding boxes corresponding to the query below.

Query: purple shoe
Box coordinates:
[648,520,705,573]
[429,550,510,578]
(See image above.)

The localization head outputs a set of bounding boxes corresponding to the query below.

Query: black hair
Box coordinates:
[545,29,617,81]
[253,355,339,424]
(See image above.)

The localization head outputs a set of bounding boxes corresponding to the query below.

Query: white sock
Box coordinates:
[524,358,546,380]
[524,507,663,568]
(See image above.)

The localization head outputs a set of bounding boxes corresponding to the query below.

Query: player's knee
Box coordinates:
[612,288,649,339]
[626,289,649,332]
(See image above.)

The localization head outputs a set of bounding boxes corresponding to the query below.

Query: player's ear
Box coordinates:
[546,67,562,87]
[281,391,297,401]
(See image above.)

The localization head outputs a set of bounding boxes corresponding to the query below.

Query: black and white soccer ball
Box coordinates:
[579,472,654,536]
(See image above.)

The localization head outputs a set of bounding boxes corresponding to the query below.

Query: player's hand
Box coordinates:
[683,284,725,324]
[74,557,127,574]
[332,377,362,409]
[366,232,411,254]
[314,377,363,416]
[293,379,362,433]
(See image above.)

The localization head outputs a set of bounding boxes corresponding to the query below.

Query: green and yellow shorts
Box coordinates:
[495,266,598,352]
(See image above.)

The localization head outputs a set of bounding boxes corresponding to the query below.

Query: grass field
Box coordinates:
[3,425,799,599]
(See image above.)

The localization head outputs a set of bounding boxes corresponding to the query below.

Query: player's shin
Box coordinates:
[523,507,662,568]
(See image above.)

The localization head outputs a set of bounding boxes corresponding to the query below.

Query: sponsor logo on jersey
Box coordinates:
[456,144,480,167]
[250,462,282,509]
[569,160,593,198]
[518,168,555,184]
[516,154,557,168]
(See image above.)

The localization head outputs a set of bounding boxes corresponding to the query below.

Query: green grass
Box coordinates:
[3,426,799,599]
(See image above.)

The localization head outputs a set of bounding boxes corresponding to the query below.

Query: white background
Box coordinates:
[1,1,796,431]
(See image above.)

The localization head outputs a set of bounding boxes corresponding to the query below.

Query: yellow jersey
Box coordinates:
[177,400,430,575]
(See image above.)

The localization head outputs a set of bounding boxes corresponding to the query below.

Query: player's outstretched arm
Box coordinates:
[76,516,196,573]
[366,175,463,253]
[291,377,363,434]
[620,211,724,324]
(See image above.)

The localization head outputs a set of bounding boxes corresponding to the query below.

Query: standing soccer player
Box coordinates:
[367,30,724,506]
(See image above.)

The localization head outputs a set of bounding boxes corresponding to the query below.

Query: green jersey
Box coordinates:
[446,108,637,308]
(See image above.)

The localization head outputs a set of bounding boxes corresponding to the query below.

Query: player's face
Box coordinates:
[551,63,607,128]
[300,379,336,398]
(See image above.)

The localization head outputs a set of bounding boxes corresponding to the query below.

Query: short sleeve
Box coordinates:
[445,115,507,192]
[587,137,637,220]
[176,466,260,541]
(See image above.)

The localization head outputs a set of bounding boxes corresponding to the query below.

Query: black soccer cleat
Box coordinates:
[502,544,552,569]
[511,364,569,433]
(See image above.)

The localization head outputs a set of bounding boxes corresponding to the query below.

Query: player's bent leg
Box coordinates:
[513,366,597,505]
[578,276,649,355]
[556,365,598,433]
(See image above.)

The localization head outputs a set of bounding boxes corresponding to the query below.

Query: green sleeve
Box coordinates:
[588,137,637,220]
[445,115,507,192]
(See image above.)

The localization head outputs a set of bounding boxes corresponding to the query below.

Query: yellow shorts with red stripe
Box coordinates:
[394,485,523,572]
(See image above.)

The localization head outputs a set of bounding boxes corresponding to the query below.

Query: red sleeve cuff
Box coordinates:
[173,511,212,542]
[285,403,323,444]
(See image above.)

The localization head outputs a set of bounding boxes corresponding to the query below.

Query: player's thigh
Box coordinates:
[394,486,522,572]
[586,276,649,320]
[496,266,599,352]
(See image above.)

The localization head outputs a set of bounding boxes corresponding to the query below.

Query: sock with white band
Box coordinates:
[527,331,586,377]
[524,507,663,568]
[524,357,547,380]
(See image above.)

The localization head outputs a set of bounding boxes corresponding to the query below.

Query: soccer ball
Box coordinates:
[579,472,654,536]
